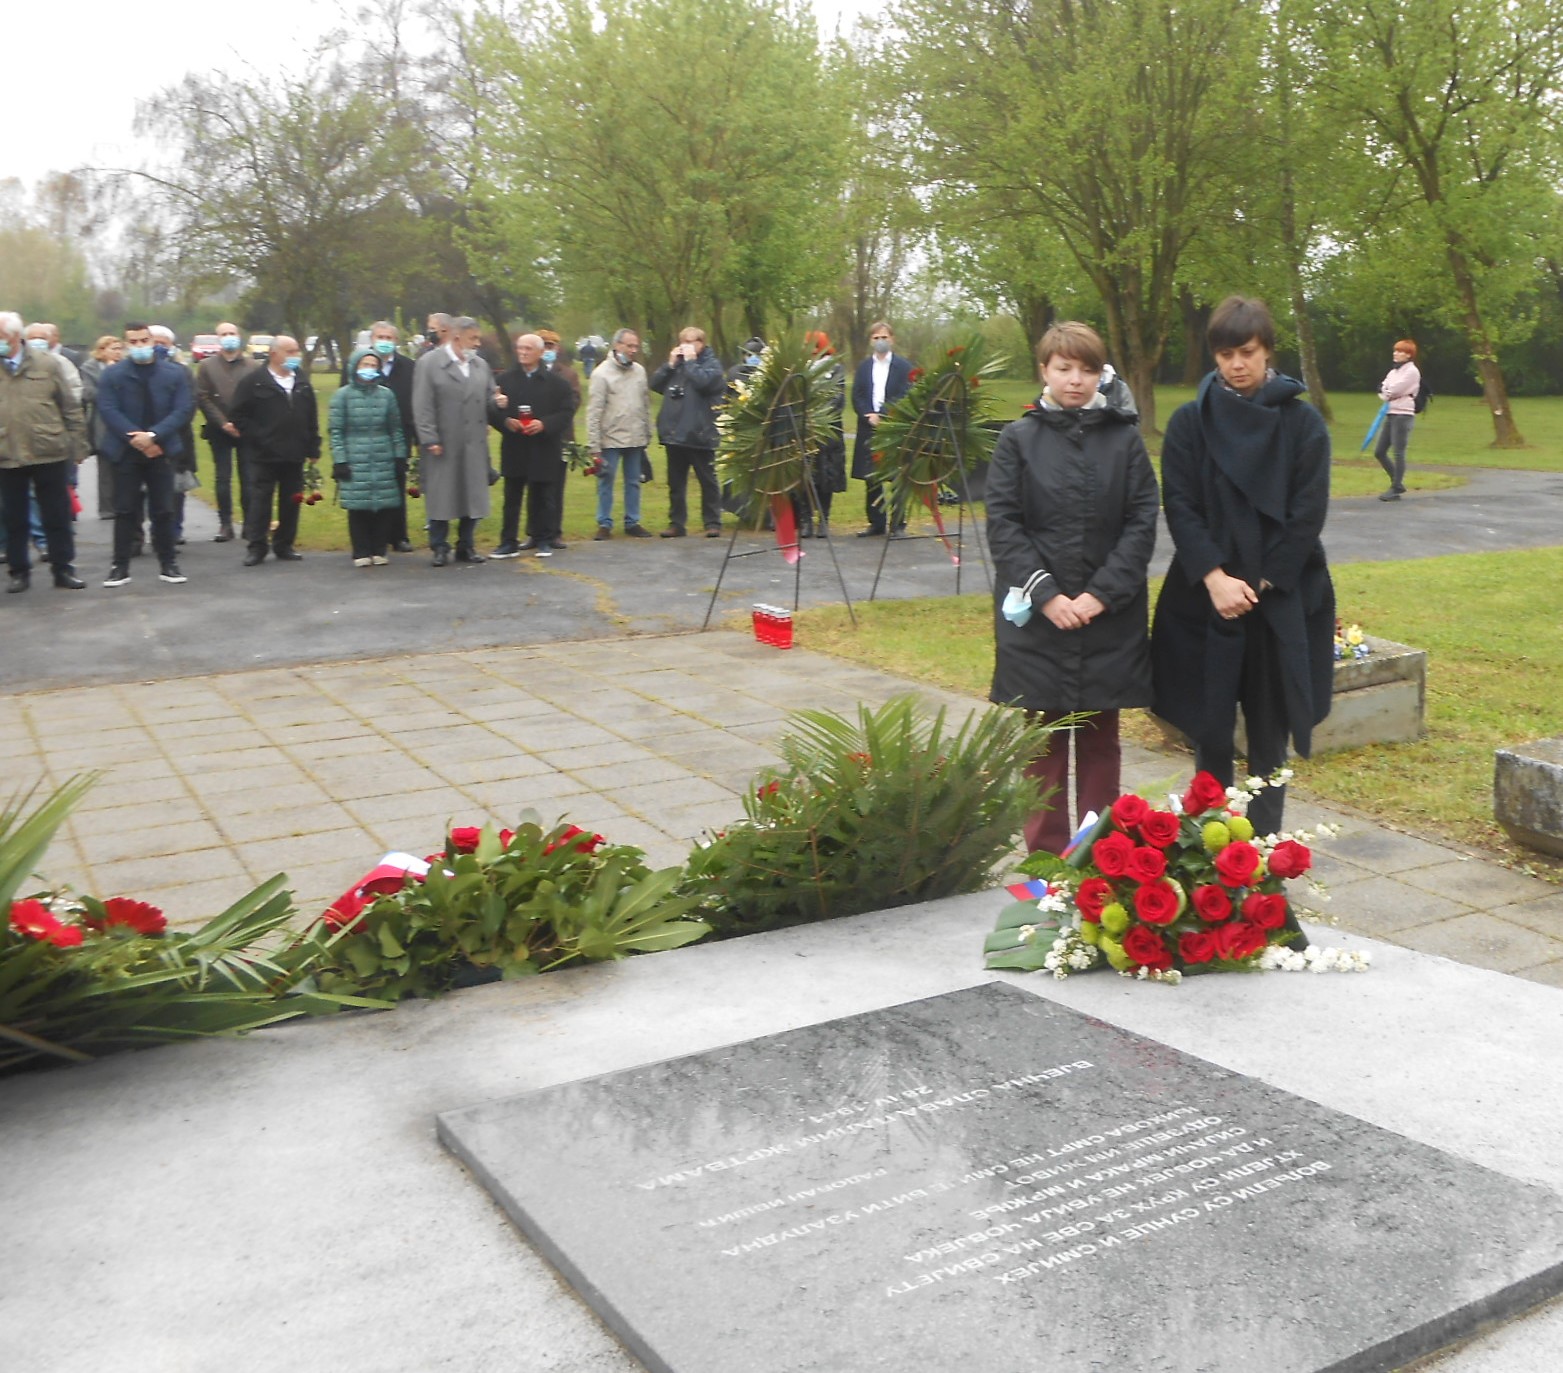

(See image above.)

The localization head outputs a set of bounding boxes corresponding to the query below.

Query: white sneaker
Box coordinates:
[353,557,372,568]
[370,556,389,566]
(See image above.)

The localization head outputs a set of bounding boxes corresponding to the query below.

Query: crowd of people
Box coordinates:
[0,310,928,589]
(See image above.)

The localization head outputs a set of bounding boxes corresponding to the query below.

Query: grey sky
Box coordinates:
[4,1,865,193]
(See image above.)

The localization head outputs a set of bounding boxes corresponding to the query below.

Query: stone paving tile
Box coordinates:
[149,714,260,744]
[612,776,734,815]
[1307,852,1378,892]
[71,772,190,811]
[456,772,591,812]
[433,755,563,787]
[1483,893,1563,938]
[263,719,376,746]
[567,757,692,790]
[240,827,381,875]
[216,803,363,846]
[184,761,315,799]
[1318,875,1472,938]
[532,739,660,771]
[180,744,290,772]
[1391,913,1563,974]
[216,781,335,816]
[297,734,398,761]
[40,740,168,775]
[77,819,229,868]
[279,855,383,914]
[340,788,469,828]
[663,691,786,729]
[1394,858,1555,907]
[483,718,623,752]
[94,847,251,893]
[1323,825,1468,875]
[659,801,747,842]
[1515,960,1563,989]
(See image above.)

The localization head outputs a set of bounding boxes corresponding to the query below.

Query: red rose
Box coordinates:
[542,824,605,856]
[1241,892,1288,930]
[291,492,305,505]
[1214,921,1267,960]
[360,873,411,898]
[1192,884,1233,923]
[1267,840,1312,880]
[1179,930,1218,965]
[1213,840,1261,888]
[1126,846,1167,884]
[1181,771,1229,816]
[1138,810,1182,849]
[1074,877,1113,922]
[1133,880,1181,925]
[449,826,483,853]
[908,368,924,382]
[1122,925,1172,971]
[946,346,966,357]
[407,485,422,498]
[1091,830,1136,878]
[101,897,167,936]
[969,377,981,389]
[498,828,516,848]
[1110,794,1149,833]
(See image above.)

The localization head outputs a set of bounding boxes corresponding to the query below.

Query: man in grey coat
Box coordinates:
[412,316,504,567]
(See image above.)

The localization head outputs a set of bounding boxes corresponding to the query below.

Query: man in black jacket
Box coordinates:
[490,333,577,556]
[229,336,320,566]
[649,325,726,537]
[850,321,914,537]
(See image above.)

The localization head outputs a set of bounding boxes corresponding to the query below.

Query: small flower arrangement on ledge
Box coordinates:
[1335,619,1371,661]
[984,770,1367,984]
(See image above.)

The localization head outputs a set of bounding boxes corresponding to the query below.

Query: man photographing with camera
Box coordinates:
[649,326,725,538]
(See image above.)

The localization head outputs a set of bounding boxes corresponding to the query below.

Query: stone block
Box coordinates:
[1494,738,1563,859]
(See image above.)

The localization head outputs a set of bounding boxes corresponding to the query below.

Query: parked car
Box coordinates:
[189,334,222,363]
[248,334,275,360]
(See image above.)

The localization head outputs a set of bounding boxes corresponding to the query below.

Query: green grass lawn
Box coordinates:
[193,376,1562,552]
[794,547,1563,881]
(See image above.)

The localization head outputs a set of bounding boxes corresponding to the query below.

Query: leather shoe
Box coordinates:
[455,547,486,563]
[856,527,885,538]
[273,547,303,561]
[52,567,86,590]
[214,523,235,543]
[660,527,685,538]
[242,548,266,567]
[517,538,541,552]
[593,527,612,540]
[625,524,653,538]
[431,546,449,567]
[548,540,567,551]
[6,573,29,594]
[394,540,414,553]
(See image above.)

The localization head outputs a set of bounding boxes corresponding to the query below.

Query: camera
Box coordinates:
[666,384,685,400]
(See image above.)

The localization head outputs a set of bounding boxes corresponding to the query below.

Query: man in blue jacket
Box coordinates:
[95,323,197,586]
[850,321,914,537]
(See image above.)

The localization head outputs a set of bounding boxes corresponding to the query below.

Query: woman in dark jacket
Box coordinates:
[795,331,847,538]
[1150,295,1334,841]
[987,322,1160,853]
[329,348,406,566]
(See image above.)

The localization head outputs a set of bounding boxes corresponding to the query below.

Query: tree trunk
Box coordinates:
[1178,290,1207,387]
[1445,240,1525,447]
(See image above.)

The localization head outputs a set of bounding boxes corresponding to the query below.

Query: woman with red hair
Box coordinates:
[1374,339,1420,501]
[795,331,846,537]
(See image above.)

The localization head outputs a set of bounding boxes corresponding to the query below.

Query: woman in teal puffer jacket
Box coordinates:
[329,348,407,565]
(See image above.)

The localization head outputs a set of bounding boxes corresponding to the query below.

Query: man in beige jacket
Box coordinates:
[587,328,653,539]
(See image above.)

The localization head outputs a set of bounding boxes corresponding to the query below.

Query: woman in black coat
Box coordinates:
[986,322,1160,853]
[1150,295,1334,840]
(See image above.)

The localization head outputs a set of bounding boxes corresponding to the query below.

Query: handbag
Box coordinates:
[174,469,200,494]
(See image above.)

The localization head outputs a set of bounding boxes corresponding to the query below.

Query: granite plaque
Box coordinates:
[438,983,1563,1373]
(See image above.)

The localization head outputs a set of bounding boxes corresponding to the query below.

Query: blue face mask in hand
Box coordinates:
[1002,586,1034,627]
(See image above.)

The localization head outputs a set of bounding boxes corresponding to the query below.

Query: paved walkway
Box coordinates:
[3,631,1560,986]
[3,460,1560,693]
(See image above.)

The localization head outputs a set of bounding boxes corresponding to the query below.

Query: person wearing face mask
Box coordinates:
[1151,295,1335,847]
[329,348,407,567]
[851,322,914,537]
[0,311,88,592]
[537,329,582,407]
[227,335,320,567]
[586,327,653,539]
[195,321,258,542]
[94,321,197,586]
[149,326,198,547]
[650,325,726,538]
[346,321,417,553]
[491,332,577,556]
[986,321,1158,854]
[81,336,124,520]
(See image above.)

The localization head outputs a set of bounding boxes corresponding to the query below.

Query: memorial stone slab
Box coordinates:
[439,982,1563,1373]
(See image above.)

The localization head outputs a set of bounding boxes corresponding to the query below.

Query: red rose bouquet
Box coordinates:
[985,770,1368,983]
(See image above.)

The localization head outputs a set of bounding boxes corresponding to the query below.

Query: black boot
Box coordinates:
[431,544,449,568]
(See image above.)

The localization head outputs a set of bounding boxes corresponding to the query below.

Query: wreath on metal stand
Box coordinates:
[869,334,1006,600]
[703,337,856,630]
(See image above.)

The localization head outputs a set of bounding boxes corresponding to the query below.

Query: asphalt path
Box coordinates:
[1,461,1558,693]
